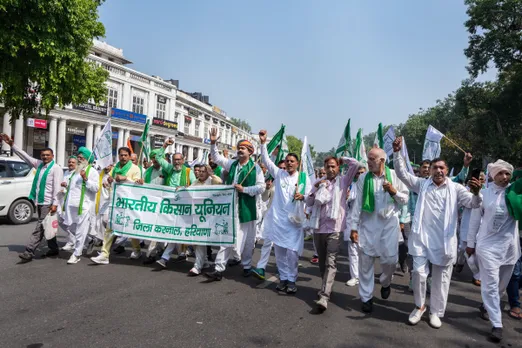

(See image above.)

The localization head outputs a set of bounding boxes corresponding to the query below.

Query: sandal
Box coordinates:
[508,307,522,320]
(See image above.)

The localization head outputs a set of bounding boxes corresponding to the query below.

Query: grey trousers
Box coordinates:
[314,232,341,300]
[26,205,58,255]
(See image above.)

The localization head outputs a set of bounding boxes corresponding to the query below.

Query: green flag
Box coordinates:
[140,119,151,161]
[355,128,368,169]
[374,123,384,149]
[267,124,288,164]
[335,119,352,157]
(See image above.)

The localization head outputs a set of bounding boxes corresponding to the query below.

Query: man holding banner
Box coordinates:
[204,128,265,281]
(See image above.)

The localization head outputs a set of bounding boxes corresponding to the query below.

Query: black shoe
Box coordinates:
[18,251,33,262]
[479,304,489,321]
[113,245,125,254]
[140,241,146,248]
[490,327,502,343]
[228,258,241,267]
[45,249,59,257]
[381,285,391,300]
[286,282,297,294]
[243,268,252,277]
[362,298,373,313]
[174,254,187,263]
[204,270,223,281]
[454,264,464,273]
[143,256,157,265]
[276,280,288,292]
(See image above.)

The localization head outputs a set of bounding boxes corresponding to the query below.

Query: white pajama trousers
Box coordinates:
[358,252,396,302]
[477,256,514,328]
[412,256,453,317]
[256,236,274,270]
[348,240,359,280]
[59,213,91,257]
[274,245,299,282]
[214,221,256,272]
[193,245,208,272]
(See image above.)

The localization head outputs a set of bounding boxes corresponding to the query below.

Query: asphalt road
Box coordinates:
[0,219,520,348]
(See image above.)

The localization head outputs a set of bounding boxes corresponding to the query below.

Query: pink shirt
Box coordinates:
[306,158,360,233]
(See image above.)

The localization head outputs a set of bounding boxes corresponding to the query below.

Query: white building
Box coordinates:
[1,40,257,166]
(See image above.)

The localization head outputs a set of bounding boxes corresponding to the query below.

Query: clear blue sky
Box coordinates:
[98,0,490,152]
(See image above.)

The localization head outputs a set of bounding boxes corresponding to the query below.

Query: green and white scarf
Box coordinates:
[63,165,92,215]
[112,161,133,178]
[227,159,257,223]
[362,166,393,213]
[29,160,55,204]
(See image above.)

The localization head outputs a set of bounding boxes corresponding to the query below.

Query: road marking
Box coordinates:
[256,275,278,289]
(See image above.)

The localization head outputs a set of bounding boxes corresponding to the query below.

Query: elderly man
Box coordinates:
[350,147,409,313]
[393,137,482,329]
[467,160,520,343]
[306,155,359,311]
[60,156,78,252]
[59,147,99,264]
[91,147,143,264]
[188,164,223,276]
[1,133,63,262]
[204,128,265,281]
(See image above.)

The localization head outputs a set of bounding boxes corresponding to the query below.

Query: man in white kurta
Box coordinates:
[204,129,265,281]
[59,147,99,264]
[350,148,409,313]
[259,130,311,294]
[467,160,520,343]
[393,137,482,329]
[60,156,78,251]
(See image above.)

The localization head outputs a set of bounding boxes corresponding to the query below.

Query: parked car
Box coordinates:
[0,155,35,224]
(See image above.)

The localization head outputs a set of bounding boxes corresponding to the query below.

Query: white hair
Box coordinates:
[369,147,386,161]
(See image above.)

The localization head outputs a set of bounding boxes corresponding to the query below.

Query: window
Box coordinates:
[156,102,166,119]
[195,120,201,137]
[107,88,118,109]
[0,163,7,178]
[132,95,145,114]
[225,130,230,145]
[174,112,179,121]
[203,122,209,139]
[184,121,190,135]
[8,161,30,177]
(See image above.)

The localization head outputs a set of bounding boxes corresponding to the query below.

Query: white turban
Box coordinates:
[487,159,514,180]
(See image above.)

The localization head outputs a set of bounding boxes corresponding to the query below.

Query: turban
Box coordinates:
[78,147,93,163]
[487,159,513,181]
[237,139,255,154]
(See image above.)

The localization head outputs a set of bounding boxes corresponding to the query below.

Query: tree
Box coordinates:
[314,147,335,168]
[0,0,109,121]
[464,0,522,77]
[229,117,252,132]
[286,135,317,159]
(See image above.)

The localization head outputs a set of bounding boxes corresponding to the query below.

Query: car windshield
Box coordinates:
[8,161,31,177]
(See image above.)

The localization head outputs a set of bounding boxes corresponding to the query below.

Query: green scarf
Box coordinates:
[29,160,55,204]
[177,167,191,187]
[362,166,393,213]
[214,166,223,177]
[112,161,133,178]
[144,166,169,185]
[506,176,522,221]
[227,159,257,223]
[63,165,92,215]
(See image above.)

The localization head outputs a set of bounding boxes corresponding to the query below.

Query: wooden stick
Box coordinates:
[443,135,466,154]
[238,156,261,186]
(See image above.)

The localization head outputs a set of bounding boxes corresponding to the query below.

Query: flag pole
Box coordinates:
[443,135,466,154]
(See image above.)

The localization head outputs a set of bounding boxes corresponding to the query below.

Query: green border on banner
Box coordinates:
[108,183,237,245]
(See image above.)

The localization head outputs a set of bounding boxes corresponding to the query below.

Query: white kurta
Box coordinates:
[467,183,520,267]
[61,167,100,226]
[260,144,311,254]
[393,152,482,266]
[350,169,409,261]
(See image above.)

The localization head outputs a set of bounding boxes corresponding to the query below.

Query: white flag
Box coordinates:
[93,119,113,170]
[383,126,396,162]
[188,149,208,168]
[449,167,454,177]
[422,125,444,160]
[301,136,316,184]
[354,128,368,169]
[400,136,414,175]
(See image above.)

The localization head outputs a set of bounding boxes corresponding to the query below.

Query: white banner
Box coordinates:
[400,136,414,175]
[93,119,113,170]
[109,183,238,246]
[422,125,444,160]
[383,126,396,161]
[301,136,316,185]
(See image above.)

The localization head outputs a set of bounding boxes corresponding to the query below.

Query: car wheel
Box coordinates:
[8,199,34,225]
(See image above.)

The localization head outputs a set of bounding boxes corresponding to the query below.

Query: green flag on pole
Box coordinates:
[355,128,368,169]
[374,123,384,149]
[267,124,288,164]
[335,119,352,157]
[140,119,151,161]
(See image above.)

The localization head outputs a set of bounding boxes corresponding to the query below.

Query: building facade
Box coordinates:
[0,40,257,167]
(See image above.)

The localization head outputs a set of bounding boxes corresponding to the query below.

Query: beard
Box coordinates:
[75,160,88,174]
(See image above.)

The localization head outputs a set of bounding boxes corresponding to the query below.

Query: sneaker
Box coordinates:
[361,298,373,313]
[310,257,319,264]
[204,270,223,281]
[18,251,33,262]
[156,258,167,269]
[228,258,241,267]
[129,251,142,260]
[381,285,391,299]
[286,282,297,294]
[479,304,489,321]
[67,254,81,264]
[91,253,109,265]
[61,243,74,251]
[276,280,288,292]
[346,278,359,287]
[174,254,187,263]
[188,267,200,276]
[408,279,413,292]
[408,306,426,325]
[490,327,503,343]
[113,245,125,254]
[316,297,328,311]
[243,268,252,277]
[429,313,442,329]
[427,277,432,294]
[251,267,266,280]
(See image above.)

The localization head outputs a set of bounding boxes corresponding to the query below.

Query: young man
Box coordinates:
[467,160,520,342]
[306,155,359,311]
[204,128,265,281]
[59,147,99,264]
[188,164,223,276]
[259,130,311,294]
[393,137,482,329]
[91,147,142,264]
[350,147,409,313]
[1,133,63,262]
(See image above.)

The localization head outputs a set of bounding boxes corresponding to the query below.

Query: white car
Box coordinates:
[0,155,35,224]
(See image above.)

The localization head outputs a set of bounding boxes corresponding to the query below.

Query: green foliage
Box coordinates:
[286,135,317,160]
[0,0,109,121]
[314,147,335,168]
[229,117,252,132]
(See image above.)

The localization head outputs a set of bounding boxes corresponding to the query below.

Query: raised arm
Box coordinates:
[260,143,279,179]
[156,146,174,173]
[12,144,41,168]
[452,152,472,183]
[392,137,422,193]
[340,157,360,188]
[210,144,233,171]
